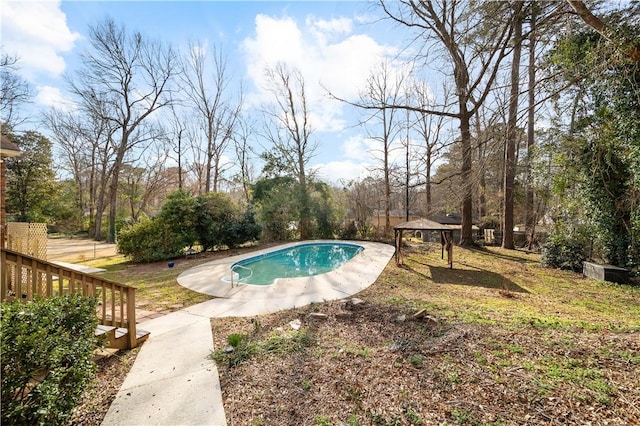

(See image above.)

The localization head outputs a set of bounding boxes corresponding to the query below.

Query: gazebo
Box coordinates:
[393,218,455,268]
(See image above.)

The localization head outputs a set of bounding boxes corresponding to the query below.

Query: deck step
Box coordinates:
[114,327,151,340]
[136,328,151,340]
[95,324,116,337]
[95,325,150,349]
[115,327,128,339]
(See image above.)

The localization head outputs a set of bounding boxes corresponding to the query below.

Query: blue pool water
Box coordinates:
[230,242,364,285]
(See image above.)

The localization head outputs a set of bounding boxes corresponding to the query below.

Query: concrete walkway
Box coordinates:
[101,241,394,426]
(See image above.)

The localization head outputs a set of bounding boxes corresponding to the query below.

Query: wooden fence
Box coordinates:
[1,248,139,349]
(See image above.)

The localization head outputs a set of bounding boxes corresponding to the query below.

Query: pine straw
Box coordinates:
[67,349,139,425]
[213,301,639,426]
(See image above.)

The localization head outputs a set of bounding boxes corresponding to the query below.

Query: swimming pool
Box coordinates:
[229,242,364,285]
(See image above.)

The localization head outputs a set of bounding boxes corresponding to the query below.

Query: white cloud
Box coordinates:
[242,14,304,86]
[309,134,383,184]
[310,16,352,35]
[241,13,396,132]
[341,134,381,161]
[35,85,76,110]
[0,1,80,79]
[312,159,371,184]
[307,16,352,46]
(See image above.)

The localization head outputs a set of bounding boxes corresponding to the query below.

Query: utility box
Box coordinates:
[583,261,629,284]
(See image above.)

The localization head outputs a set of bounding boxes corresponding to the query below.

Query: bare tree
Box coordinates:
[0,54,32,129]
[120,147,173,222]
[180,42,241,193]
[69,18,176,241]
[46,109,91,223]
[410,80,452,217]
[360,60,407,235]
[378,0,516,245]
[344,175,385,238]
[262,63,317,239]
[231,113,256,204]
[164,103,190,191]
[46,105,117,235]
[502,1,525,250]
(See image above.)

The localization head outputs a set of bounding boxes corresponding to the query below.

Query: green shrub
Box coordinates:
[541,228,588,272]
[339,221,358,240]
[220,210,262,249]
[118,190,261,261]
[117,215,185,262]
[1,295,99,426]
[195,192,240,251]
[158,190,198,249]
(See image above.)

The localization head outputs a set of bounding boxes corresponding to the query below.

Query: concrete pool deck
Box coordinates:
[102,240,395,425]
[177,240,394,303]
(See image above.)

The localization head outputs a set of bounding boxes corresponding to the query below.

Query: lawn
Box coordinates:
[210,242,639,425]
[71,241,639,425]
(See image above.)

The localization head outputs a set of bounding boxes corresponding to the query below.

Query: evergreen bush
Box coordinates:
[118,190,262,261]
[541,228,588,272]
[1,295,98,426]
[117,215,185,262]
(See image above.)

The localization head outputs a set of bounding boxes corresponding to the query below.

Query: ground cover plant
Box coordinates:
[68,241,639,425]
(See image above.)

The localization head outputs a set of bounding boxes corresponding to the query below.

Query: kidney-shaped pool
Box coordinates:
[227,242,363,285]
[176,240,395,303]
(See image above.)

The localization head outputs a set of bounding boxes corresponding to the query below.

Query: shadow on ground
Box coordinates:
[468,245,538,264]
[426,265,529,293]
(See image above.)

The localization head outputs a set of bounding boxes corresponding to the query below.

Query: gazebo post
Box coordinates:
[393,219,455,269]
[395,229,403,266]
[447,230,454,269]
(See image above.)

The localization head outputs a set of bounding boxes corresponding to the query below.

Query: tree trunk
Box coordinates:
[502,2,523,250]
[296,137,312,240]
[92,164,110,240]
[459,109,474,246]
[525,3,537,246]
[383,110,392,236]
[405,115,410,222]
[107,133,128,243]
[107,161,121,243]
[205,121,213,194]
[425,147,432,216]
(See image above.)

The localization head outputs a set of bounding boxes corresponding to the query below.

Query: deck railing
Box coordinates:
[1,248,139,349]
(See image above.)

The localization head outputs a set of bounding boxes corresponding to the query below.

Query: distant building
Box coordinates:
[369,209,421,231]
[426,213,479,243]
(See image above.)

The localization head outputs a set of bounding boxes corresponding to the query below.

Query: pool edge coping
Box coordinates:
[176,240,395,301]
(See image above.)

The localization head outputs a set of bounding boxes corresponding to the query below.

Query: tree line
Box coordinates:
[1,0,638,269]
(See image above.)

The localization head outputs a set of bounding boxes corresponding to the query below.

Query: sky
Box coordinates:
[1,0,425,184]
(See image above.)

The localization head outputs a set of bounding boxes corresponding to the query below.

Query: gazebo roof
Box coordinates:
[393,218,454,231]
[1,135,21,158]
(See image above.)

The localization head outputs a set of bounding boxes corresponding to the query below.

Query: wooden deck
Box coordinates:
[1,248,148,349]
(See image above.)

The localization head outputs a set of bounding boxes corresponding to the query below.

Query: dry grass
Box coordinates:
[212,242,640,425]
[93,243,277,312]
